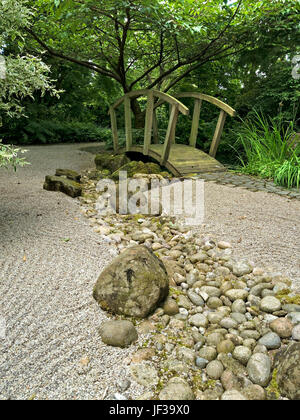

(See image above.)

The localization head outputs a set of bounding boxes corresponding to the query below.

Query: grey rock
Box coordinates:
[221,390,247,400]
[187,290,204,307]
[159,377,195,400]
[259,296,281,313]
[258,332,281,349]
[276,343,300,400]
[130,362,159,387]
[231,299,246,314]
[287,312,300,325]
[282,304,300,313]
[247,353,271,386]
[189,313,208,328]
[195,357,209,368]
[93,245,169,318]
[100,320,138,348]
[292,324,300,341]
[225,289,249,301]
[232,346,252,365]
[198,346,217,361]
[232,261,253,277]
[206,360,224,379]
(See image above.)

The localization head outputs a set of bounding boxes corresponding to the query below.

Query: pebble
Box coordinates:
[195,357,209,369]
[287,312,300,325]
[232,346,252,365]
[206,360,224,379]
[259,296,281,313]
[189,313,208,328]
[221,390,247,400]
[292,324,300,340]
[247,353,271,386]
[269,317,293,338]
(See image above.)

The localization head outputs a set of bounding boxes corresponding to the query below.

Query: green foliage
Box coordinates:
[1,119,112,145]
[235,111,300,188]
[0,140,29,170]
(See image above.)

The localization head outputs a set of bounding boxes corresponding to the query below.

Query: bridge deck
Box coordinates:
[122,144,226,176]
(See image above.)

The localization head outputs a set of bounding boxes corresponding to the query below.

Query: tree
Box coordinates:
[0,0,59,168]
[26,0,299,125]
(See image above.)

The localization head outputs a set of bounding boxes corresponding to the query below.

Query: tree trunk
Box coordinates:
[131,98,145,129]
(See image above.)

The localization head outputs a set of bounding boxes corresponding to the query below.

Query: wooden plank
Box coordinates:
[160,105,179,166]
[189,99,202,147]
[124,96,133,151]
[209,110,227,158]
[109,107,119,153]
[152,109,159,144]
[176,92,236,117]
[143,90,154,155]
[154,91,189,116]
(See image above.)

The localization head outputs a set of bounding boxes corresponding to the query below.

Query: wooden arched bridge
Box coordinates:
[109,90,236,176]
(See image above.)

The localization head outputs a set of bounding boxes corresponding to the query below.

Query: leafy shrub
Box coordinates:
[0,119,112,145]
[0,140,29,170]
[235,111,300,188]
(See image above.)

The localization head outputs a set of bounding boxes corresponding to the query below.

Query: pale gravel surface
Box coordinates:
[0,143,299,400]
[0,144,144,400]
[196,182,300,292]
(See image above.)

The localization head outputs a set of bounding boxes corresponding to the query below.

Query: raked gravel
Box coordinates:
[0,144,144,400]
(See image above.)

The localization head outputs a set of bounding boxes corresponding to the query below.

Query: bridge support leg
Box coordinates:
[160,105,179,166]
[209,110,227,158]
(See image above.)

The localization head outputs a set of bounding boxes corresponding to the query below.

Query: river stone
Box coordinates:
[292,324,300,340]
[247,353,271,386]
[206,332,224,347]
[217,339,235,354]
[220,317,238,329]
[241,385,266,400]
[207,297,223,309]
[93,245,169,318]
[232,346,252,365]
[189,313,208,328]
[269,317,293,338]
[195,357,209,368]
[287,312,300,325]
[221,390,247,400]
[206,360,224,379]
[275,343,300,399]
[200,286,221,298]
[130,362,159,387]
[187,290,204,307]
[218,353,247,376]
[162,297,179,316]
[159,377,195,400]
[258,332,281,349]
[225,289,249,301]
[231,299,246,314]
[259,296,281,313]
[100,320,138,348]
[282,304,300,313]
[232,261,253,277]
[198,346,217,361]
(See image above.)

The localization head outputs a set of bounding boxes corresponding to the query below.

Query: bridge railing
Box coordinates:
[109,89,189,165]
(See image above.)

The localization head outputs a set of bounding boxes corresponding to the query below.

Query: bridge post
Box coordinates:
[124,96,133,151]
[209,110,227,158]
[109,107,119,153]
[160,104,179,166]
[143,90,154,155]
[189,99,202,148]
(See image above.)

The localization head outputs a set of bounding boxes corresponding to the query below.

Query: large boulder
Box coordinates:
[43,175,82,198]
[275,342,300,400]
[95,153,130,172]
[93,245,169,318]
[111,161,162,181]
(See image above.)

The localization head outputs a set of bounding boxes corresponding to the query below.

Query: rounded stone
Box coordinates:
[207,297,223,309]
[206,332,224,347]
[258,332,281,350]
[206,360,224,379]
[207,312,224,324]
[247,353,271,386]
[225,289,249,302]
[292,324,300,341]
[100,320,138,348]
[269,317,293,338]
[189,313,208,328]
[195,357,209,368]
[220,317,238,330]
[231,312,247,324]
[259,296,281,313]
[198,346,218,361]
[232,346,252,365]
[276,343,300,400]
[221,390,247,400]
[162,298,179,316]
[217,339,235,354]
[200,286,221,298]
[232,261,253,277]
[231,299,246,314]
[93,245,169,318]
[241,385,266,400]
[287,312,300,325]
[187,290,204,307]
[159,377,195,400]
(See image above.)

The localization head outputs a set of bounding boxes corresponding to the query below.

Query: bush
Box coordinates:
[235,111,300,188]
[0,119,112,145]
[0,140,29,170]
